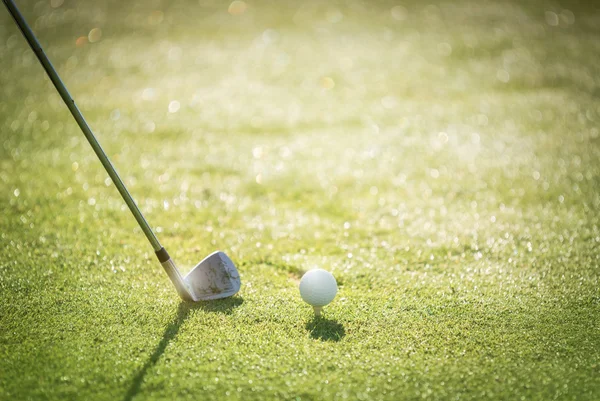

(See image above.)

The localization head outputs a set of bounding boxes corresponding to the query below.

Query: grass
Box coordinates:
[1,0,599,400]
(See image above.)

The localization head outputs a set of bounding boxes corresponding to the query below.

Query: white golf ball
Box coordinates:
[299,269,338,307]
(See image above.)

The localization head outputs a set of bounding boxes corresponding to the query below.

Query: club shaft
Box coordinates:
[3,0,163,252]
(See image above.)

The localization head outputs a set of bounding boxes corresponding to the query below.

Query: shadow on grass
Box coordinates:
[305,316,345,342]
[122,297,243,401]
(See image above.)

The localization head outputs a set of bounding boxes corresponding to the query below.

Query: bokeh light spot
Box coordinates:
[496,69,510,83]
[228,1,247,16]
[142,88,156,101]
[148,11,164,25]
[168,100,181,113]
[88,28,102,43]
[545,11,559,26]
[75,36,87,47]
[320,76,335,90]
[391,5,407,21]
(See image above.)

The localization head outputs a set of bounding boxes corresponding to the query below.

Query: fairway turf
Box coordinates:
[1,0,600,400]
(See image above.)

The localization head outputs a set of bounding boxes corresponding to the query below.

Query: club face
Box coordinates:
[183,251,241,301]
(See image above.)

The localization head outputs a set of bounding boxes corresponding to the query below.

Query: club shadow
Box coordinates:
[195,296,244,314]
[305,316,346,342]
[122,297,243,401]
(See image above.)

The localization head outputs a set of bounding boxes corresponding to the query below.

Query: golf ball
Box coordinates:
[299,269,338,307]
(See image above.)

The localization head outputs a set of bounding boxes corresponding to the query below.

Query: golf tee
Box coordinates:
[313,306,322,317]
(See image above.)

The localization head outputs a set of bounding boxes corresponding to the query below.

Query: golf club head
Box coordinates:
[183,251,241,301]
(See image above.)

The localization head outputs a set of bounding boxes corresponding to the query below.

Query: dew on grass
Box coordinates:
[2,0,600,397]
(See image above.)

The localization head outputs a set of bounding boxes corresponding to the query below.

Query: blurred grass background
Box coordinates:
[1,0,599,400]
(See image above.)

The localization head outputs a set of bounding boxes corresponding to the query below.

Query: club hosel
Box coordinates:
[155,248,194,301]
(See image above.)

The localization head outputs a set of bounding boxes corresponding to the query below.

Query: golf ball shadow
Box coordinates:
[305,316,345,342]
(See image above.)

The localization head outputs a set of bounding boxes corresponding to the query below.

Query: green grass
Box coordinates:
[1,0,600,400]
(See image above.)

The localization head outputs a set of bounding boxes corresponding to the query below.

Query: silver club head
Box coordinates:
[2,0,241,304]
[183,251,241,301]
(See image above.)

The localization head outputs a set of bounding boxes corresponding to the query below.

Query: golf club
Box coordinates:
[3,0,241,301]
